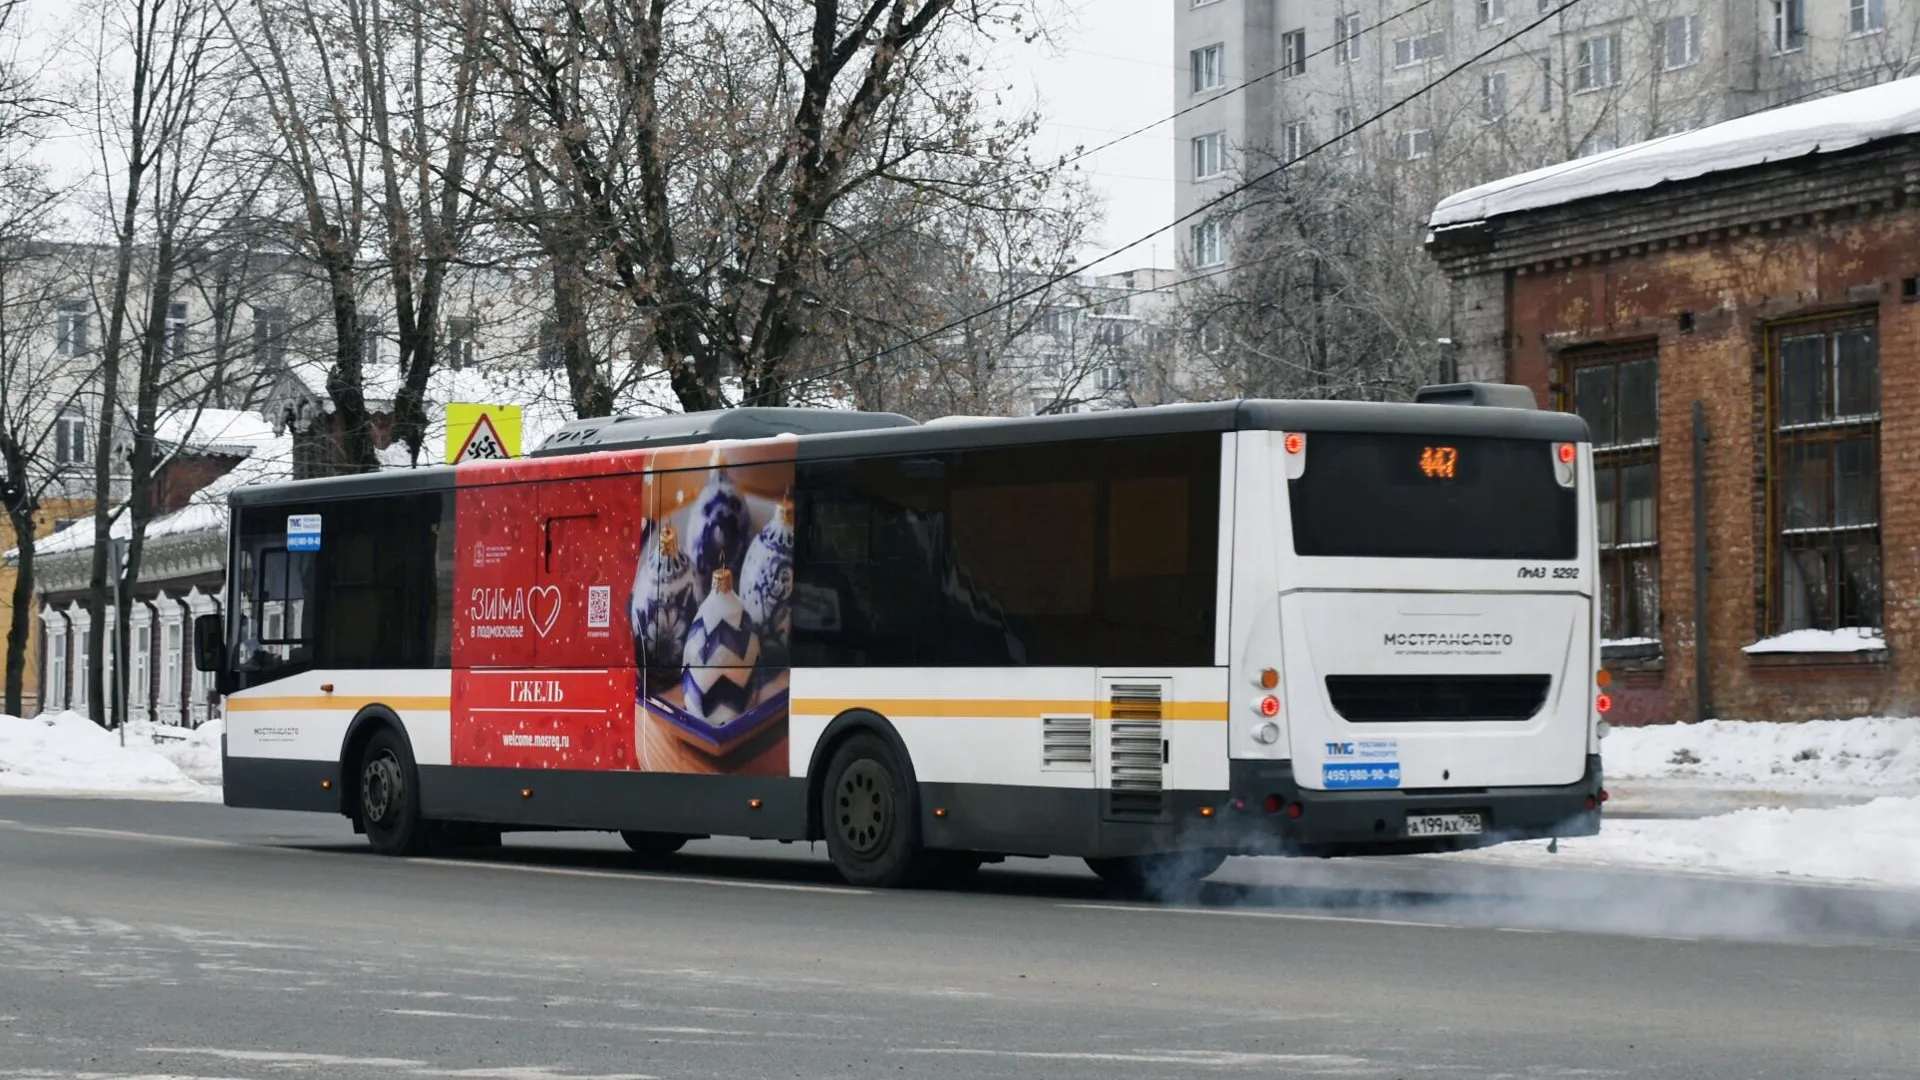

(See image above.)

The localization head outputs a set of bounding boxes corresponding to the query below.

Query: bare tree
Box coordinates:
[81,0,257,726]
[486,0,1072,413]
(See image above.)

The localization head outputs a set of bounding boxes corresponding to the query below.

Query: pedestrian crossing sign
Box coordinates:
[447,403,522,464]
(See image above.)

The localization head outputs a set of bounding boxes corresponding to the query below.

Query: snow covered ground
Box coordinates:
[1451,797,1920,891]
[0,712,222,800]
[1602,715,1920,794]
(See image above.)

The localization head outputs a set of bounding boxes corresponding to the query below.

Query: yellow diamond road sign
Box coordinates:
[447,403,522,464]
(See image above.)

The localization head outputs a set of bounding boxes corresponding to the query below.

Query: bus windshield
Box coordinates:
[1287,431,1578,561]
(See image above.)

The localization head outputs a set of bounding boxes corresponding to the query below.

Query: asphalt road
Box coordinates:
[1,796,1917,1080]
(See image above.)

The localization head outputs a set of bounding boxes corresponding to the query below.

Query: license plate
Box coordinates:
[1405,812,1484,837]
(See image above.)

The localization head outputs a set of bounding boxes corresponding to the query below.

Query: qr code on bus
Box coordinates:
[587,585,611,629]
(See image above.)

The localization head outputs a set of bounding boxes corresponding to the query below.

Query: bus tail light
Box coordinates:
[1283,432,1308,479]
[1258,695,1280,717]
[1553,443,1579,488]
[1286,802,1304,820]
[1263,794,1283,814]
[1252,721,1280,745]
[1595,693,1613,714]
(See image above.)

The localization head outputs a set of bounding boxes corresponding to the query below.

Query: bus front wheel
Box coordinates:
[1085,851,1226,899]
[821,733,923,887]
[358,728,429,856]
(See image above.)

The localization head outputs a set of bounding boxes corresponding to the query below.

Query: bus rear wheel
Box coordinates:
[620,831,690,858]
[1085,851,1226,899]
[358,728,429,856]
[821,733,923,888]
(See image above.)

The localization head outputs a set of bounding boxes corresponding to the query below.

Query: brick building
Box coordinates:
[1427,76,1920,725]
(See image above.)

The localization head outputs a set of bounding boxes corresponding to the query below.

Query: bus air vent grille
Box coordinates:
[1042,715,1094,771]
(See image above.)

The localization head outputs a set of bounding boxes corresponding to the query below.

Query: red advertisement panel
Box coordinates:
[452,667,638,770]
[450,439,796,776]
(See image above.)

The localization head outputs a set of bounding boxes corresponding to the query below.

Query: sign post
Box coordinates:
[446,403,523,464]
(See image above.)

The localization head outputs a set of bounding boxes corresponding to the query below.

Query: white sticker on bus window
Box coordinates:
[287,513,322,552]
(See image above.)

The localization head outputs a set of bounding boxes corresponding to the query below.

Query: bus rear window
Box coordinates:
[1287,432,1578,560]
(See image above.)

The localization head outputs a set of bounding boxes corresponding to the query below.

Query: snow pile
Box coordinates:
[1603,716,1920,792]
[1461,797,1920,890]
[122,717,224,785]
[1430,75,1920,227]
[0,712,220,799]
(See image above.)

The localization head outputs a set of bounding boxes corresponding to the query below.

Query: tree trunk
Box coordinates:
[322,251,376,474]
[4,507,32,717]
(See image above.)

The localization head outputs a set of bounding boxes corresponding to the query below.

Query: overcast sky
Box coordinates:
[992,0,1177,273]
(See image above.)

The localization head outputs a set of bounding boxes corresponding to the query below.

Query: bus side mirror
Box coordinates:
[193,614,226,673]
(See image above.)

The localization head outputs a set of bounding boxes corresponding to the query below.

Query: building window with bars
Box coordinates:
[1570,351,1660,644]
[1771,317,1881,634]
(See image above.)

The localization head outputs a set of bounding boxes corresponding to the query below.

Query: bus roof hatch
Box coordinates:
[1412,382,1538,410]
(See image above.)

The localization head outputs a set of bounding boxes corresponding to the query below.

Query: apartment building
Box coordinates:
[1173,0,1919,267]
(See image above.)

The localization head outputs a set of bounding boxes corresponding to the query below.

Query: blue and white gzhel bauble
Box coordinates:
[682,568,761,725]
[739,500,795,661]
[636,525,701,693]
[691,454,751,585]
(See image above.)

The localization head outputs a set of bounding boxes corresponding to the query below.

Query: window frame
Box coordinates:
[1575,33,1621,92]
[1773,0,1806,52]
[1480,70,1509,120]
[1766,312,1883,636]
[45,624,66,712]
[1392,31,1445,68]
[1191,131,1228,180]
[1336,14,1362,62]
[1662,14,1700,69]
[1397,128,1433,160]
[1477,0,1507,26]
[1282,120,1310,161]
[53,406,87,467]
[1190,43,1226,92]
[1848,0,1884,34]
[1281,29,1308,78]
[1190,218,1227,268]
[55,300,89,358]
[1562,347,1661,644]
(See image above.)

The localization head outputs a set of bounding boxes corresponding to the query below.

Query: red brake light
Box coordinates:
[1263,794,1283,814]
[1557,442,1577,465]
[1284,432,1305,454]
[1595,693,1613,714]
[1259,695,1280,717]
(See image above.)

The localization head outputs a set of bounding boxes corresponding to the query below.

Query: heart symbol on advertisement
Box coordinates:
[528,586,563,638]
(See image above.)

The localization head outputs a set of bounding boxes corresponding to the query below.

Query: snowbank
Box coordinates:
[0,712,221,800]
[1459,797,1920,890]
[1602,716,1920,792]
[1741,627,1886,654]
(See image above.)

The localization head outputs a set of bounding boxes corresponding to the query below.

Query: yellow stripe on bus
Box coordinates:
[226,696,452,713]
[225,694,1229,721]
[790,698,1230,721]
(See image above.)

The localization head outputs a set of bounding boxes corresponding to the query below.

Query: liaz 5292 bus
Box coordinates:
[194,383,1607,893]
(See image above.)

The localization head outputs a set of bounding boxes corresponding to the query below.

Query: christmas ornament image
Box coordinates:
[630,444,795,773]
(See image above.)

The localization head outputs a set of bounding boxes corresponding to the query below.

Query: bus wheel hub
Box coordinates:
[836,761,892,856]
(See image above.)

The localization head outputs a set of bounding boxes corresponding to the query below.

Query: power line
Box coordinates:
[763,0,1592,403]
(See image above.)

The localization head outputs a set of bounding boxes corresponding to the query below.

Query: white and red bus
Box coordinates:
[196,385,1606,893]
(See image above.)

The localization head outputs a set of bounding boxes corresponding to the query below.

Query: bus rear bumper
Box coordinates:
[1209,755,1604,857]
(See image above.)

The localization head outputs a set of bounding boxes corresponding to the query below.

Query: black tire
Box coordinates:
[820,732,924,887]
[620,831,690,858]
[1085,850,1227,899]
[358,727,429,856]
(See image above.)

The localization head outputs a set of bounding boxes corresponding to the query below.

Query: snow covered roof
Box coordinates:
[1430,76,1920,229]
[26,410,294,559]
